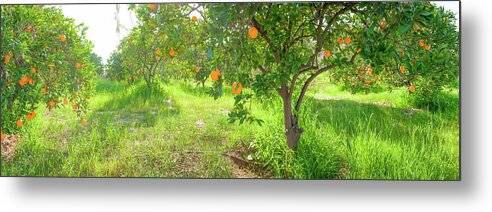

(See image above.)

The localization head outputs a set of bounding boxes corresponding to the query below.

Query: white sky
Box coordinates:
[433,1,460,28]
[59,4,137,62]
[59,1,459,63]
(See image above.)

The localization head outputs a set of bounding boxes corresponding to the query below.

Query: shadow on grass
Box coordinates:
[92,81,180,129]
[307,97,458,146]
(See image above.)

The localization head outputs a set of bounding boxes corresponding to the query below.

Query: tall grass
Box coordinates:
[1,78,459,180]
[250,87,459,180]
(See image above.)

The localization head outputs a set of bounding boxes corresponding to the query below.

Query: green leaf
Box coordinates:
[398,23,411,34]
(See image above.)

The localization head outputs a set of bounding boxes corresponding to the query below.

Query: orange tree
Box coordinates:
[200,2,458,149]
[0,5,97,135]
[107,4,193,90]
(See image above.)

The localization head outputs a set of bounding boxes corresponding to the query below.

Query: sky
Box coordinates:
[59,1,460,63]
[59,4,137,62]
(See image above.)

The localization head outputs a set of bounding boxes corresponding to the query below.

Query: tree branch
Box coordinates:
[289,64,316,94]
[258,65,267,73]
[251,15,281,63]
[294,64,333,112]
[350,49,361,63]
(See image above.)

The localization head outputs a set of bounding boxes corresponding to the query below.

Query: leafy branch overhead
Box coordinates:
[105,2,458,149]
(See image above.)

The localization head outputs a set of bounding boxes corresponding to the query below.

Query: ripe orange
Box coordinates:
[418,39,425,47]
[28,77,34,85]
[48,99,57,109]
[16,119,23,128]
[75,62,83,70]
[337,37,343,44]
[424,44,431,51]
[191,16,198,22]
[147,4,158,12]
[345,37,352,44]
[408,83,416,93]
[323,50,332,58]
[210,69,221,81]
[72,103,79,111]
[59,34,66,42]
[248,26,259,39]
[18,76,29,87]
[399,65,406,74]
[26,111,36,120]
[3,52,12,65]
[169,48,176,58]
[379,19,387,29]
[232,82,243,95]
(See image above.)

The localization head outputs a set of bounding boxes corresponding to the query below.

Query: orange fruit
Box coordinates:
[232,82,243,95]
[72,103,79,111]
[31,67,38,73]
[0,132,5,141]
[26,111,36,120]
[408,83,416,93]
[424,44,431,51]
[169,48,176,58]
[3,52,12,65]
[191,16,198,22]
[16,119,23,128]
[399,65,406,74]
[75,62,83,70]
[248,26,259,39]
[337,37,344,44]
[210,69,221,81]
[59,34,66,42]
[418,39,425,47]
[147,3,158,12]
[48,99,57,109]
[18,76,29,87]
[344,37,352,44]
[323,50,332,58]
[28,77,34,85]
[379,19,387,29]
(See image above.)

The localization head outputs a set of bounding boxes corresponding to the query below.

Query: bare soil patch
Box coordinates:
[224,146,272,178]
[1,134,20,160]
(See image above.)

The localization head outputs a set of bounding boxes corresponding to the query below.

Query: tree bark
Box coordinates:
[279,85,302,149]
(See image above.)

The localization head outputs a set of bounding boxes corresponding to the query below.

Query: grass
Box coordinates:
[250,74,459,180]
[0,74,460,180]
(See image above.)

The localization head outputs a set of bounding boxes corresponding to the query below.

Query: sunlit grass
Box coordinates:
[1,77,459,180]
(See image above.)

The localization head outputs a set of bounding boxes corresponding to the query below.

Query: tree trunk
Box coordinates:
[279,86,302,149]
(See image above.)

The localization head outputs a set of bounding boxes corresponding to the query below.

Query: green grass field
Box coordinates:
[0,73,460,180]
